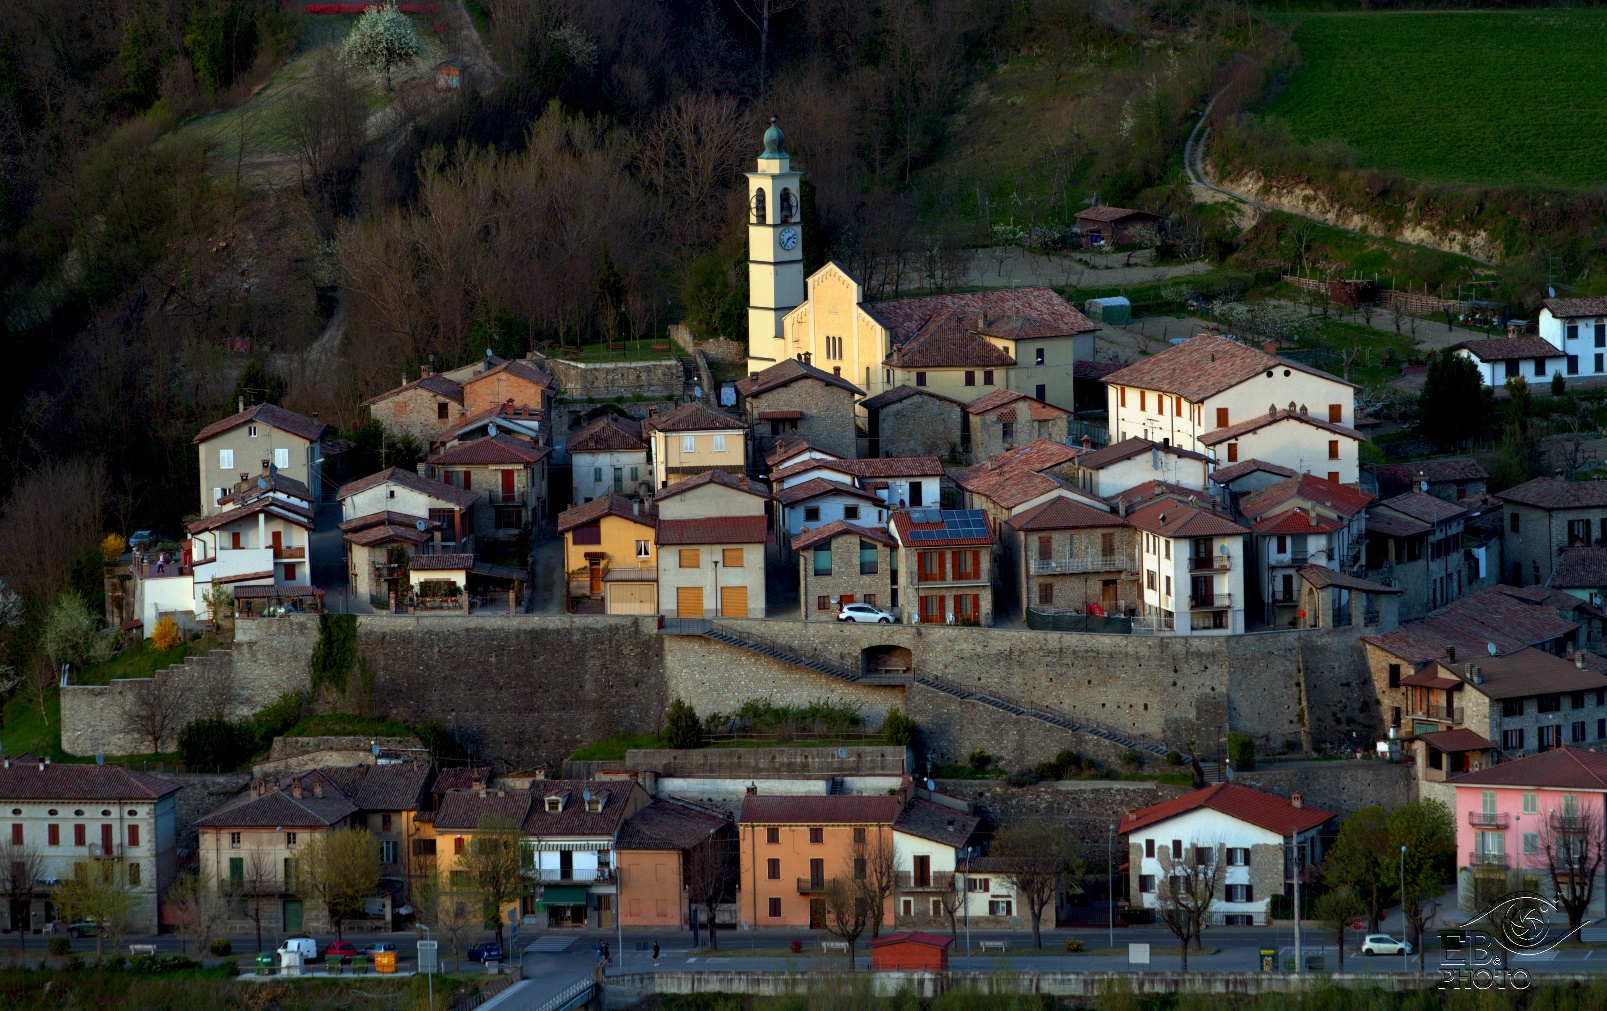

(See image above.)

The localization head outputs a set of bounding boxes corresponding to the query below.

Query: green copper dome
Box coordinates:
[760,116,786,159]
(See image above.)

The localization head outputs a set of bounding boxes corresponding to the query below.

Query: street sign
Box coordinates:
[1128,942,1150,966]
[418,940,439,973]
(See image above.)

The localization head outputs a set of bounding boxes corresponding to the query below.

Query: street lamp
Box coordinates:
[1400,844,1408,974]
[962,846,974,959]
[1107,824,1116,951]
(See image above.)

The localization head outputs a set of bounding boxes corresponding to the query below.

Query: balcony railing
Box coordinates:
[1468,811,1509,829]
[1549,812,1590,832]
[273,546,306,561]
[491,492,526,506]
[894,871,956,891]
[1131,614,1175,634]
[89,843,123,859]
[1030,555,1130,575]
[1411,705,1463,723]
[1467,851,1508,868]
[532,867,613,883]
[797,877,828,894]
[1188,593,1233,610]
[1189,555,1231,573]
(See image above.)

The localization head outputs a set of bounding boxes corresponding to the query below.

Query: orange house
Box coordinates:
[738,794,901,929]
[615,800,731,928]
[461,359,555,415]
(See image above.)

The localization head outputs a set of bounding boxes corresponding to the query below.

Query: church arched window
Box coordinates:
[779,187,796,223]
[753,188,767,224]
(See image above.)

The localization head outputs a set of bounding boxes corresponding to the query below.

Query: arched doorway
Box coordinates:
[862,645,913,677]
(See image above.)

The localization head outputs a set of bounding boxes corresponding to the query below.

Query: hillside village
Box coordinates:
[5,117,1607,990]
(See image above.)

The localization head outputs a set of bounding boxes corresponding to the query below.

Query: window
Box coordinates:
[1226,847,1249,867]
[1328,404,1342,423]
[1145,839,1155,858]
[1035,348,1045,365]
[1171,840,1183,859]
[814,547,832,576]
[286,832,297,847]
[723,548,744,567]
[1504,729,1526,751]
[817,595,830,610]
[229,857,244,883]
[767,858,781,880]
[989,899,1014,917]
[713,435,727,453]
[1510,511,1520,533]
[766,827,780,844]
[967,878,990,893]
[843,505,860,520]
[128,824,139,848]
[219,449,234,470]
[1225,885,1254,902]
[1570,355,1581,376]
[803,506,820,522]
[128,862,140,887]
[1539,725,1561,750]
[864,593,876,607]
[1523,833,1540,856]
[1573,721,1588,743]
[1598,354,1604,373]
[74,824,85,846]
[679,549,699,568]
[1574,692,1588,709]
[1139,875,1155,894]
[274,447,290,469]
[636,540,651,559]
[1598,321,1606,347]
[1503,699,1522,718]
[860,540,879,575]
[438,402,450,420]
[1328,472,1340,483]
[808,827,824,844]
[1215,408,1229,428]
[230,832,241,849]
[1328,440,1340,460]
[965,371,976,387]
[682,435,696,453]
[593,466,603,483]
[48,824,58,846]
[768,897,782,918]
[7,824,17,846]
[1539,694,1562,713]
[854,858,866,880]
[1388,663,1401,688]
[572,523,601,546]
[983,370,994,386]
[380,840,397,864]
[1226,442,1238,463]
[1569,322,1581,341]
[1035,384,1046,401]
[1119,387,1127,407]
[1038,583,1054,605]
[915,372,927,387]
[1146,570,1156,591]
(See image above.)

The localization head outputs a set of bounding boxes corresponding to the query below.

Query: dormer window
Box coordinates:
[586,795,606,813]
[545,795,565,813]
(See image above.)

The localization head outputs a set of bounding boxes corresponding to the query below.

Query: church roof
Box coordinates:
[868,287,1097,345]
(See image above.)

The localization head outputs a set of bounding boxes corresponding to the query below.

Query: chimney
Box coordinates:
[1308,506,1317,528]
[238,396,245,412]
[632,500,640,516]
[1081,435,1093,449]
[425,354,436,377]
[1557,468,1565,479]
[1117,496,1127,518]
[1291,792,1304,809]
[38,761,45,772]
[1445,645,1456,664]
[1579,651,1588,670]
[312,779,323,798]
[2,759,8,769]
[1263,342,1277,355]
[292,777,303,799]
[416,462,427,476]
[477,782,488,798]
[1299,404,1308,416]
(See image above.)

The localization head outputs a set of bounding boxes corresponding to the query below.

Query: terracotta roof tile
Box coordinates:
[884,312,1018,369]
[1362,585,1581,664]
[465,358,556,390]
[1196,408,1363,447]
[409,553,474,570]
[1252,509,1344,536]
[1551,545,1607,589]
[433,789,533,831]
[953,464,1066,510]
[193,403,328,445]
[1239,474,1372,520]
[1367,458,1488,488]
[643,403,746,433]
[869,286,1096,345]
[1427,647,1607,701]
[1073,437,1209,470]
[187,497,315,535]
[1103,335,1355,402]
[1542,297,1607,319]
[735,358,864,398]
[1449,746,1607,789]
[1296,565,1400,594]
[557,494,655,534]
[1449,338,1563,362]
[859,385,965,411]
[1500,477,1607,510]
[791,520,897,551]
[568,415,646,453]
[1376,490,1468,525]
[769,459,862,485]
[1076,205,1159,224]
[336,466,479,510]
[1006,496,1123,532]
[616,800,729,851]
[344,523,433,547]
[739,794,903,824]
[362,373,464,407]
[1366,511,1431,537]
[656,516,768,545]
[892,797,979,845]
[654,469,770,502]
[429,435,550,466]
[0,761,179,801]
[1209,459,1298,484]
[1109,480,1207,510]
[765,435,844,467]
[1074,360,1125,379]
[1118,783,1333,836]
[774,478,883,507]
[846,457,945,479]
[1125,499,1248,539]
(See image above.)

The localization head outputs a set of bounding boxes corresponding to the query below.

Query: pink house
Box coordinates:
[1450,747,1607,915]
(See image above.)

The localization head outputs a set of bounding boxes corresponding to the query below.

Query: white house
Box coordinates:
[1237,474,1375,626]
[186,466,318,624]
[1537,296,1607,381]
[1197,408,1364,486]
[775,478,887,538]
[1120,783,1334,926]
[1126,498,1249,635]
[768,455,946,511]
[1102,335,1358,478]
[569,415,650,503]
[1066,437,1213,500]
[336,467,480,554]
[1449,337,1569,388]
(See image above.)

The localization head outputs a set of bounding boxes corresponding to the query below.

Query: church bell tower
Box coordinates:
[746,117,804,376]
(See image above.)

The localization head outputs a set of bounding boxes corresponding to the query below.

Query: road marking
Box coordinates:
[1513,951,1557,961]
[523,937,576,954]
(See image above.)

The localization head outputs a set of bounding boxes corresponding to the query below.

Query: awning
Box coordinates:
[535,886,590,909]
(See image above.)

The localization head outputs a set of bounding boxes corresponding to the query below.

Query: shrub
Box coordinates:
[881,707,918,747]
[663,697,704,749]
[1005,767,1040,787]
[1165,750,1183,766]
[210,938,233,956]
[1120,749,1144,769]
[1080,757,1098,772]
[102,954,127,971]
[48,937,70,956]
[100,533,128,563]
[178,717,253,772]
[1228,732,1256,771]
[1553,371,1567,396]
[1065,939,1084,953]
[967,750,993,773]
[151,616,182,651]
[130,953,201,973]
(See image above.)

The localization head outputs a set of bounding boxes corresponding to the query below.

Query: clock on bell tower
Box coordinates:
[746,117,804,376]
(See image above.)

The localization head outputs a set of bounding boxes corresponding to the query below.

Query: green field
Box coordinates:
[1263,10,1607,188]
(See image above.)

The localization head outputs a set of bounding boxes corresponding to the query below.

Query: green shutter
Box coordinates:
[229,857,243,883]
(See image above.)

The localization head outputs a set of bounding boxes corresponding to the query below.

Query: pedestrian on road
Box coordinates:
[652,941,659,966]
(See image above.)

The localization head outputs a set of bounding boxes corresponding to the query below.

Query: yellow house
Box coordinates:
[654,470,770,618]
[643,403,748,489]
[557,494,658,614]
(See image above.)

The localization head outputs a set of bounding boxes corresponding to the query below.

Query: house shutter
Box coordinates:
[675,586,704,618]
[719,585,749,617]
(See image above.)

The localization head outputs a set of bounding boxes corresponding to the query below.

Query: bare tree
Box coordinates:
[727,0,804,94]
[118,674,186,755]
[1540,804,1606,937]
[1151,840,1223,970]
[413,869,481,972]
[166,870,229,956]
[0,459,108,607]
[820,875,871,969]
[0,837,43,951]
[634,93,749,255]
[990,820,1081,950]
[284,53,367,197]
[686,832,737,950]
[224,848,279,953]
[937,877,965,940]
[856,830,899,938]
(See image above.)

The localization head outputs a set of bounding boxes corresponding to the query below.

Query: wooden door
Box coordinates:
[719,585,749,617]
[914,855,930,888]
[607,582,656,615]
[588,559,603,595]
[283,899,303,933]
[271,530,283,556]
[676,586,704,618]
[809,899,826,929]
[501,469,516,502]
[1101,579,1117,604]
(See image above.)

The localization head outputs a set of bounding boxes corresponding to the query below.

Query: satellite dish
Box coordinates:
[372,743,382,757]
[1487,642,1498,656]
[925,779,935,791]
[95,754,104,766]
[486,347,494,357]
[1549,286,1557,298]
[416,519,428,532]
[583,789,592,801]
[1420,480,1429,492]
[837,748,847,759]
[488,423,498,437]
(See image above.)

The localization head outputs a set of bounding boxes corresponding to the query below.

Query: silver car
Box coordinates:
[837,603,895,624]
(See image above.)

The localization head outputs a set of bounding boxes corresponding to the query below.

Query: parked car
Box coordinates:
[1361,934,1413,956]
[837,603,895,624]
[66,920,99,938]
[322,940,359,962]
[129,531,156,551]
[360,942,397,956]
[467,942,504,963]
[278,938,317,962]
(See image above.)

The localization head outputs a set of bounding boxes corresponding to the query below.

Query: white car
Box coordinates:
[838,603,895,624]
[1361,934,1413,956]
[277,937,317,961]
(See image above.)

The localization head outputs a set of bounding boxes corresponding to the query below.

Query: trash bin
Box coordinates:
[256,952,274,976]
[375,951,397,974]
[1259,949,1275,972]
[326,953,342,975]
[353,955,368,975]
[486,959,500,975]
[280,950,303,977]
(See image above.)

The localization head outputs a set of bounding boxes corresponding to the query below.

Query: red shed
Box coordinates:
[869,931,953,972]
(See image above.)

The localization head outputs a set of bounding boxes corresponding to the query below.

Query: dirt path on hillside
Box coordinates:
[961,247,1214,290]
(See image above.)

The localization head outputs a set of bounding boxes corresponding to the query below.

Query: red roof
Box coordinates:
[738,794,903,824]
[791,520,897,551]
[735,357,864,398]
[1006,496,1123,532]
[0,760,180,801]
[869,931,954,950]
[869,286,1097,345]
[1240,474,1373,520]
[1414,729,1494,752]
[336,466,479,510]
[654,469,771,502]
[1103,335,1355,403]
[846,457,946,479]
[1362,585,1580,664]
[1076,205,1159,224]
[429,435,550,466]
[884,311,1018,369]
[656,516,768,545]
[1251,509,1345,536]
[464,358,556,390]
[567,415,646,453]
[193,402,328,444]
[889,509,993,547]
[1196,408,1363,447]
[765,435,844,468]
[774,478,883,507]
[363,372,465,407]
[1119,783,1333,836]
[556,494,656,534]
[643,402,747,433]
[1125,499,1248,539]
[1450,747,1607,790]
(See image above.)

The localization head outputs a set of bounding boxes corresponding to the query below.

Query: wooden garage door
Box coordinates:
[607,582,656,615]
[676,586,704,618]
[720,585,748,617]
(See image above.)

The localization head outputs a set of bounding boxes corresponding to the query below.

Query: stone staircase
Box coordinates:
[915,673,1170,758]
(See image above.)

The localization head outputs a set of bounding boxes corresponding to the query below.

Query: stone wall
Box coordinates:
[668,324,746,365]
[661,632,903,726]
[60,616,320,756]
[908,682,1139,769]
[624,745,909,778]
[1233,759,1413,820]
[539,355,686,400]
[937,778,1191,835]
[167,771,251,850]
[876,394,962,460]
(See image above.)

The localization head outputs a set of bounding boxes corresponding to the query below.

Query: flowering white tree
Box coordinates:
[341,1,425,92]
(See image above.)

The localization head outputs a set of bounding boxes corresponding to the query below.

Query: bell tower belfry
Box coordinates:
[746,117,804,376]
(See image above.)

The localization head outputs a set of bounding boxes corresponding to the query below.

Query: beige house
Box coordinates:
[644,403,749,490]
[654,470,770,617]
[794,520,897,620]
[337,468,479,610]
[194,402,327,516]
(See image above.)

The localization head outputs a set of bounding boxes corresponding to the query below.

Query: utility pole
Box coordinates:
[1107,824,1115,951]
[1400,845,1409,974]
[1292,829,1301,973]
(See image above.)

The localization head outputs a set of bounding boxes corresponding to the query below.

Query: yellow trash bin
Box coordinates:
[375,951,397,974]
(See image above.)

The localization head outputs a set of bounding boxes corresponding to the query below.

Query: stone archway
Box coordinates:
[862,644,913,677]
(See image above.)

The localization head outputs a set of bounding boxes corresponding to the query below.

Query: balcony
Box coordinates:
[1411,705,1463,724]
[491,492,526,506]
[273,546,306,561]
[89,843,123,859]
[1188,593,1233,610]
[894,871,956,892]
[1468,811,1509,829]
[1467,851,1508,868]
[1549,812,1590,832]
[532,866,613,883]
[796,877,828,894]
[1030,555,1129,575]
[1189,555,1232,573]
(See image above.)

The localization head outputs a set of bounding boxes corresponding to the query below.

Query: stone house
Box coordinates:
[1005,496,1137,616]
[427,434,552,540]
[1120,783,1334,927]
[794,520,897,621]
[962,389,1070,460]
[1074,205,1162,248]
[1365,491,1470,620]
[643,403,749,490]
[364,356,555,450]
[776,478,887,539]
[1364,458,1488,503]
[0,759,179,935]
[1552,545,1607,615]
[195,402,327,517]
[1500,476,1607,589]
[769,455,944,513]
[890,508,995,626]
[859,386,964,460]
[338,510,446,611]
[362,370,468,446]
[569,415,650,504]
[735,357,864,462]
[654,470,770,618]
[615,800,733,928]
[460,357,555,417]
[557,494,657,615]
[1127,498,1249,636]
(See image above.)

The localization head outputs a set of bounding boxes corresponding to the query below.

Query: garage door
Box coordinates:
[676,586,704,618]
[720,585,749,617]
[607,582,657,615]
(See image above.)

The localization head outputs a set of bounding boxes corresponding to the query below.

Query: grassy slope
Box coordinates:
[1263,11,1607,188]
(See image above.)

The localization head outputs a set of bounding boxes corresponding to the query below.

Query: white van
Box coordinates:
[278,937,317,962]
